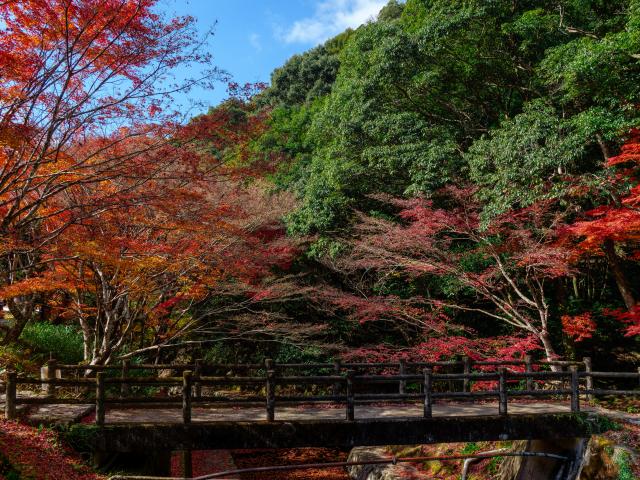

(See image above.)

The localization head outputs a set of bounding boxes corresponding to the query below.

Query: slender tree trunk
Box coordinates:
[596,133,611,161]
[539,330,561,372]
[0,298,33,345]
[603,239,637,310]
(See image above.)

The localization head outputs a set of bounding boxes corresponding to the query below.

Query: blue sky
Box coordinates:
[157,0,389,112]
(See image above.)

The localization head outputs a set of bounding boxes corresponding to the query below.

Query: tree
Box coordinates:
[0,148,303,365]
[268,0,640,236]
[0,0,219,343]
[334,187,571,362]
[564,129,640,314]
[263,46,339,107]
[467,100,587,220]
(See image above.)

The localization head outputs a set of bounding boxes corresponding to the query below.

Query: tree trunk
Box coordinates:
[595,133,611,162]
[0,298,33,345]
[539,330,561,372]
[603,239,637,310]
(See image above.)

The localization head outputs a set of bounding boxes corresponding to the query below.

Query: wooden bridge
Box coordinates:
[3,356,639,454]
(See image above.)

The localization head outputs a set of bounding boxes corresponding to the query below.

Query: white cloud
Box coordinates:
[249,33,262,52]
[281,0,387,45]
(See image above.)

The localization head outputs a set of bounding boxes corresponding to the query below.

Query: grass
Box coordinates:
[20,322,84,364]
[615,450,634,480]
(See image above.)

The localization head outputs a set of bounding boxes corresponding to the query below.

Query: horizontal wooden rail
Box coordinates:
[5,356,639,424]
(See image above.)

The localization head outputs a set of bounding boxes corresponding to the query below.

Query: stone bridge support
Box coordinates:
[500,438,589,480]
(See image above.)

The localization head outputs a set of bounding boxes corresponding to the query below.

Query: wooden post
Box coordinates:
[570,365,580,412]
[5,371,17,420]
[525,354,533,392]
[181,450,192,478]
[346,369,355,421]
[498,368,507,416]
[96,372,105,426]
[583,357,592,402]
[333,359,342,396]
[194,359,203,399]
[423,368,432,418]
[182,370,193,425]
[266,367,276,422]
[462,356,471,393]
[120,360,130,398]
[398,359,406,395]
[46,358,57,396]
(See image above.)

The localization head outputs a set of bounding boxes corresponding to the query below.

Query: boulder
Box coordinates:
[347,446,430,480]
[577,437,622,480]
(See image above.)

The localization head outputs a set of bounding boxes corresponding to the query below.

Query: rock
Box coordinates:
[498,436,624,480]
[498,438,588,480]
[346,446,430,480]
[577,436,620,480]
[499,441,529,480]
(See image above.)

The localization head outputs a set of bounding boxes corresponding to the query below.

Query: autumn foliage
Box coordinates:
[0,0,302,363]
[561,129,640,337]
[324,188,571,362]
[0,419,102,480]
[1,0,639,379]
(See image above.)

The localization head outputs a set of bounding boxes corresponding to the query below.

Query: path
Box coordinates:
[106,402,576,423]
[17,401,585,425]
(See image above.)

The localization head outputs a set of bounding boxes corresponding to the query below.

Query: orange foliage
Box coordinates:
[565,129,640,256]
[561,312,597,342]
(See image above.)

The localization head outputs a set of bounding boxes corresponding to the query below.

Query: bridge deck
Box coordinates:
[16,399,586,426]
[102,402,575,423]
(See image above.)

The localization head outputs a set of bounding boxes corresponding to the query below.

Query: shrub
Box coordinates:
[20,323,83,364]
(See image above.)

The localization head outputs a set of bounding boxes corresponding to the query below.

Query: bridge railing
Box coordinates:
[4,357,640,425]
[36,355,594,393]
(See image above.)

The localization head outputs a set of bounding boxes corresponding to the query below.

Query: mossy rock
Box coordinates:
[578,436,619,480]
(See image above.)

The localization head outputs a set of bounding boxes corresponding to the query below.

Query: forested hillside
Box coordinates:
[1,0,640,371]
[242,0,640,366]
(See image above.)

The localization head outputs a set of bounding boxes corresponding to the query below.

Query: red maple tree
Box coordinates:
[0,0,221,344]
[563,129,640,336]
[327,187,571,363]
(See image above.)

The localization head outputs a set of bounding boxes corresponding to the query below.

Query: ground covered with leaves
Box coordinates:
[601,421,640,479]
[0,419,102,480]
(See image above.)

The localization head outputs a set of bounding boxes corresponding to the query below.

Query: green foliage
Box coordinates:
[0,452,20,480]
[59,425,100,453]
[587,414,623,434]
[20,322,84,364]
[274,343,324,364]
[262,0,640,234]
[460,442,481,454]
[306,237,348,260]
[236,0,640,361]
[377,0,404,22]
[615,449,634,480]
[467,100,586,219]
[264,45,339,106]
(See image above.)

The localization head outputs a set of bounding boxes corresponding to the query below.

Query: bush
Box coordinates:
[20,322,83,364]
